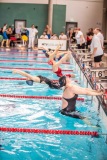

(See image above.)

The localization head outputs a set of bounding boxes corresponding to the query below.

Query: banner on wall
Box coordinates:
[14,19,26,34]
[38,39,67,50]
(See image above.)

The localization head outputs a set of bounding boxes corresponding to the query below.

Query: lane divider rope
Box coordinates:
[0,50,45,54]
[0,55,48,58]
[0,60,70,64]
[0,67,73,72]
[0,127,98,136]
[0,77,26,80]
[0,94,84,101]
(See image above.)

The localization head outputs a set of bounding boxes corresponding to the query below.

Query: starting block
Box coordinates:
[76,52,92,60]
[82,58,93,67]
[74,48,88,53]
[90,67,107,78]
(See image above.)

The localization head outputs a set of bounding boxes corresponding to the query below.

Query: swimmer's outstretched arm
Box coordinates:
[71,85,103,96]
[12,69,40,83]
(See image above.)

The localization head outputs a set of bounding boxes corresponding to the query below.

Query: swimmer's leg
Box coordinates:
[38,46,48,51]
[49,45,61,60]
[60,110,83,119]
[56,51,70,58]
[60,110,98,127]
[82,117,99,128]
[56,52,71,66]
[12,69,40,83]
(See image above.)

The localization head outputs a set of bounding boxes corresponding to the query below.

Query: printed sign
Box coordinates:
[38,39,67,50]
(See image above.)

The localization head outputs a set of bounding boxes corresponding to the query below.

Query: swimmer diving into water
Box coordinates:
[40,45,70,62]
[48,52,75,78]
[12,69,62,89]
[12,69,103,121]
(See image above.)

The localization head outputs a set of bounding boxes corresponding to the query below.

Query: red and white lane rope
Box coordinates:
[0,67,73,72]
[0,127,99,136]
[0,77,26,80]
[0,60,70,64]
[0,94,84,101]
[0,55,47,58]
[0,50,44,54]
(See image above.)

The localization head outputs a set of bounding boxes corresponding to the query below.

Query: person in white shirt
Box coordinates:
[94,28,104,49]
[59,32,67,40]
[75,28,85,49]
[3,24,7,32]
[24,24,38,49]
[40,32,48,39]
[89,31,103,68]
[50,33,58,40]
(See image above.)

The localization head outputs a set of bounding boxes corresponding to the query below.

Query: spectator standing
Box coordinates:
[94,28,104,49]
[1,24,9,47]
[35,26,38,45]
[86,28,93,49]
[89,30,103,68]
[24,24,38,49]
[7,26,13,47]
[44,25,52,39]
[75,28,85,49]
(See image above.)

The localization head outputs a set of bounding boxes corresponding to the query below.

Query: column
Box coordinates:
[48,0,53,30]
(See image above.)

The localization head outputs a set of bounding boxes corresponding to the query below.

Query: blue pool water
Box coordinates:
[0,50,107,160]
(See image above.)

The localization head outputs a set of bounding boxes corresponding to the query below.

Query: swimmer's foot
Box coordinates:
[32,47,38,51]
[83,118,100,128]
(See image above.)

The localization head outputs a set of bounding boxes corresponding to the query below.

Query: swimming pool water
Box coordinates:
[0,50,107,160]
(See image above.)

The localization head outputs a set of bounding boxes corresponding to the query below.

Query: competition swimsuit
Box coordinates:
[37,76,61,89]
[26,75,61,89]
[54,67,71,78]
[60,89,84,119]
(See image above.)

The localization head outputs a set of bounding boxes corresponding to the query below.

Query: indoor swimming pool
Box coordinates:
[0,49,107,160]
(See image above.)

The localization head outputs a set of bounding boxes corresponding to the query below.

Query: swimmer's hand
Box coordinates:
[97,89,104,95]
[70,74,75,78]
[12,69,17,74]
[12,69,20,74]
